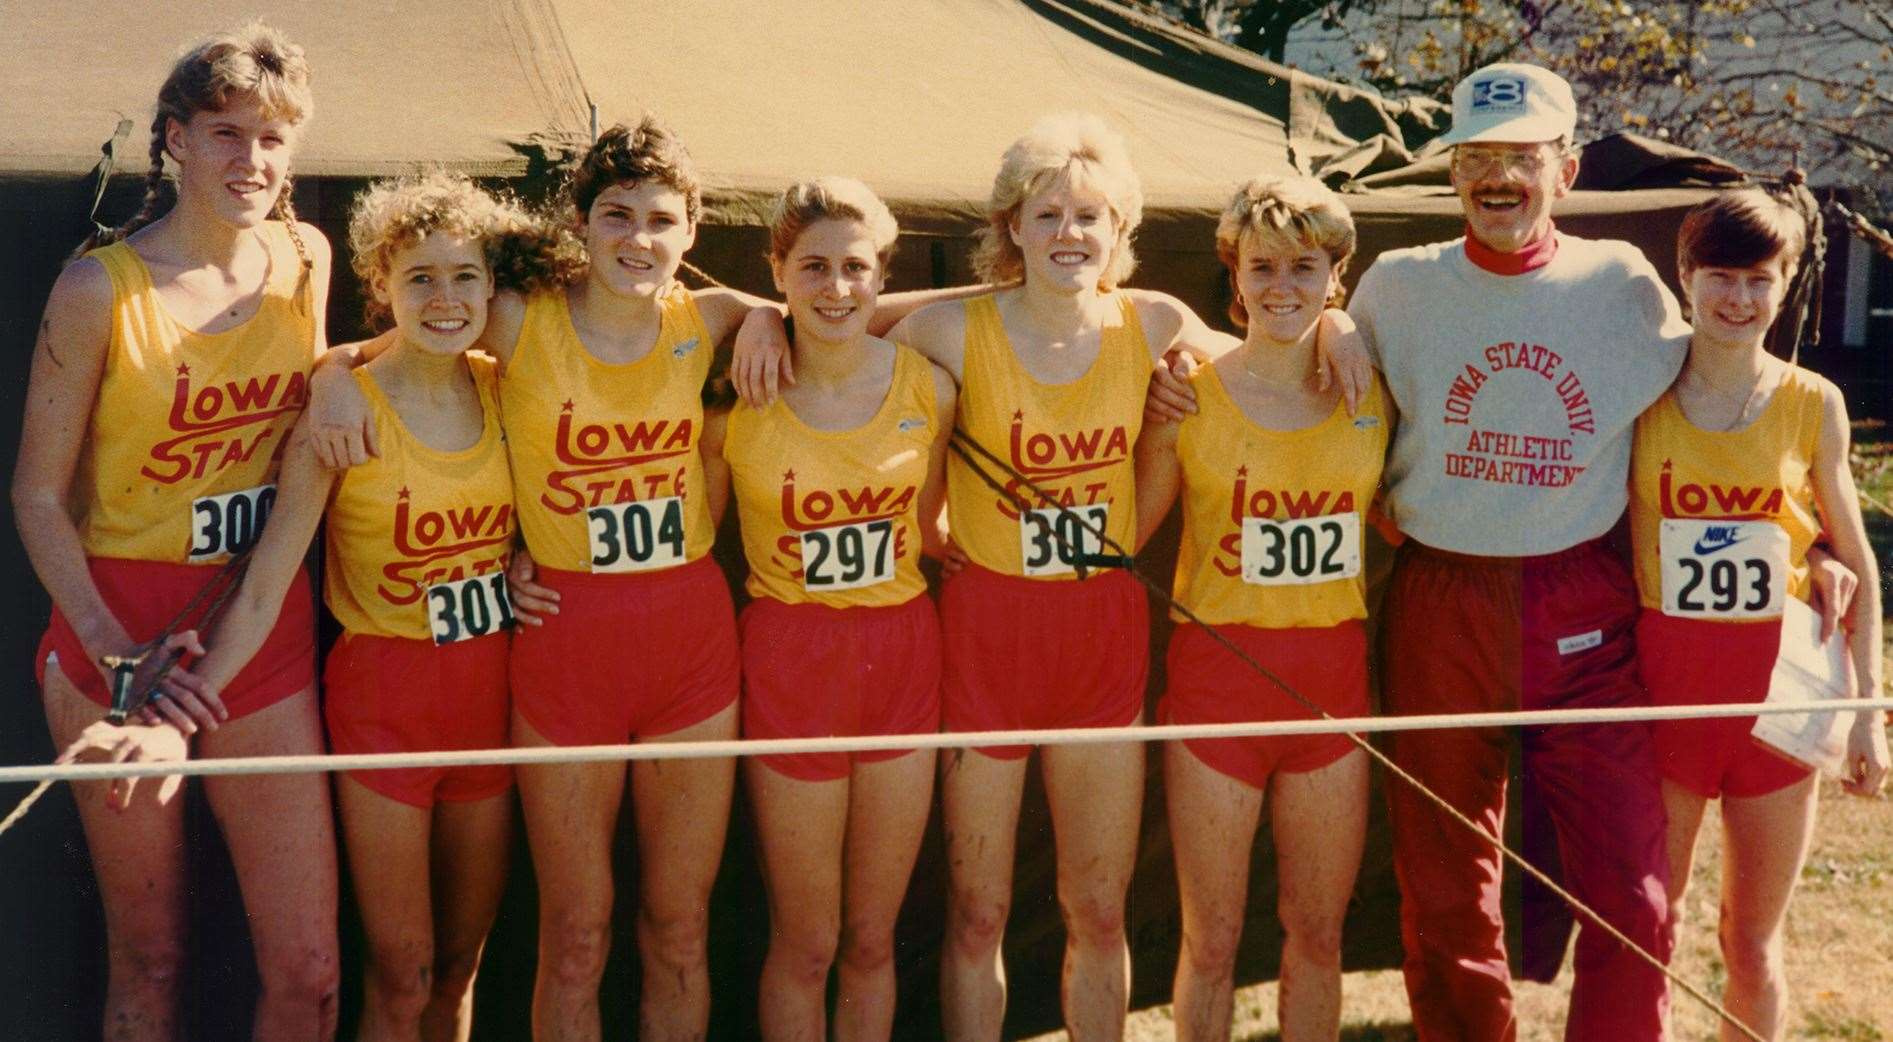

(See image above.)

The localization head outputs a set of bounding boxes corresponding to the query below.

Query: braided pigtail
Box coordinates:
[68,114,171,263]
[270,173,314,311]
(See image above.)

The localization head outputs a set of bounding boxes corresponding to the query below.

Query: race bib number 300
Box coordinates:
[427,572,515,645]
[801,518,895,592]
[1020,504,1108,577]
[1659,518,1789,619]
[588,496,686,573]
[1241,513,1362,586]
[189,484,276,561]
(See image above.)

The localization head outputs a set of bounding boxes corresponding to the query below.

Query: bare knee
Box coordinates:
[1179,915,1243,983]
[838,918,896,978]
[1278,902,1344,971]
[108,935,188,998]
[639,903,709,976]
[542,903,613,991]
[772,915,841,987]
[1718,911,1783,987]
[946,890,1010,958]
[432,943,485,1006]
[1058,885,1127,950]
[258,940,342,1012]
[366,938,435,1023]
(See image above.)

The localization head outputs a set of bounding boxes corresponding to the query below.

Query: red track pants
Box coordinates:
[1381,538,1672,1042]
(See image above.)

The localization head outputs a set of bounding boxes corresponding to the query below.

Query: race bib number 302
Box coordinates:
[1019,504,1108,577]
[1241,513,1362,586]
[1659,518,1789,619]
[588,496,686,573]
[426,572,515,645]
[801,518,895,592]
[188,484,276,561]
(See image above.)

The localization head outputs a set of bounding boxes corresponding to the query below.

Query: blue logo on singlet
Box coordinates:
[1471,77,1528,111]
[672,337,701,358]
[1692,525,1745,556]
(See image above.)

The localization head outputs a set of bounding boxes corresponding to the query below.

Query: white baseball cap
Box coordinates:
[1438,63,1577,146]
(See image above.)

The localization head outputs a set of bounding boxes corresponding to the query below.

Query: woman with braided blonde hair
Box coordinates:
[14,21,340,1040]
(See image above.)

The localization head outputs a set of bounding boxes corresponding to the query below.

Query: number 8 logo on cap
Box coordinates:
[1473,77,1526,109]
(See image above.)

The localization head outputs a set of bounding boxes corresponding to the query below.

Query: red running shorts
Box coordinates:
[38,557,316,720]
[1159,619,1368,789]
[510,555,739,746]
[740,594,942,781]
[940,562,1149,759]
[1637,610,1810,799]
[324,630,512,808]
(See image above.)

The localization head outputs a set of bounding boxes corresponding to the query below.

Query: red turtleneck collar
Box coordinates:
[1464,222,1559,275]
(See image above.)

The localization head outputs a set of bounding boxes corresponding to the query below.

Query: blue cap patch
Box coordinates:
[1471,77,1528,111]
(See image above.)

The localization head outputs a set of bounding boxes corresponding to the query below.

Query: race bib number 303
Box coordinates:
[588,496,686,573]
[189,484,276,561]
[1019,504,1108,577]
[427,572,515,645]
[801,518,895,592]
[1241,513,1362,586]
[1659,518,1789,619]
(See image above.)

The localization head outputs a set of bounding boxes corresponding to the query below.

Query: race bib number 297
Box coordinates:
[801,518,895,591]
[588,496,686,573]
[1659,518,1788,619]
[189,484,275,561]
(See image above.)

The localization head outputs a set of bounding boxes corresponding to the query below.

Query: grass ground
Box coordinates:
[1032,421,1893,1042]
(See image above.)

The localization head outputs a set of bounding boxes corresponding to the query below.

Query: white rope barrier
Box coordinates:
[5,697,1889,785]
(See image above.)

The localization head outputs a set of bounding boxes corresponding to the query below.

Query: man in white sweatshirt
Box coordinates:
[1349,63,1688,1042]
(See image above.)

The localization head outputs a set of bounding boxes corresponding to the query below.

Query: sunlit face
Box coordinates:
[1450,140,1575,254]
[166,93,300,229]
[376,233,493,356]
[772,218,885,346]
[1235,230,1338,348]
[580,180,696,298]
[1009,172,1117,293]
[1685,259,1790,350]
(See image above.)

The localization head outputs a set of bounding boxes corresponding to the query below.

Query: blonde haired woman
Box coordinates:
[14,23,339,1039]
[1134,176,1385,1041]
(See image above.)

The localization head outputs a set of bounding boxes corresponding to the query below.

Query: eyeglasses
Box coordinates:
[1451,147,1556,179]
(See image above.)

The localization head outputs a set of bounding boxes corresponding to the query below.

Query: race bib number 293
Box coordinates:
[1659,518,1789,619]
[189,484,275,561]
[588,496,686,573]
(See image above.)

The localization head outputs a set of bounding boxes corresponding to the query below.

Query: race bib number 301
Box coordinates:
[426,572,515,645]
[1241,513,1362,586]
[189,484,276,561]
[588,496,686,573]
[1659,518,1789,619]
[801,518,895,592]
[1019,504,1108,577]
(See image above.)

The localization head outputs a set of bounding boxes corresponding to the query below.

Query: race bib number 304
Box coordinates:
[427,572,515,645]
[189,484,276,561]
[1659,518,1789,619]
[801,518,895,592]
[1241,513,1361,586]
[1019,504,1108,577]
[588,496,686,573]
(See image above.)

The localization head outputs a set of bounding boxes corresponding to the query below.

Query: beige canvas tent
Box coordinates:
[0,2,1748,1038]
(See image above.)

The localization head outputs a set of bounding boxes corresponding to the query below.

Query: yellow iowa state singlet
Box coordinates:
[501,284,714,573]
[945,293,1147,580]
[725,344,938,607]
[324,354,516,643]
[1173,367,1389,627]
[1631,365,1825,619]
[76,223,315,563]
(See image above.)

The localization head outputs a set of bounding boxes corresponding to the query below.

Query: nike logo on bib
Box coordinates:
[1692,525,1747,556]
